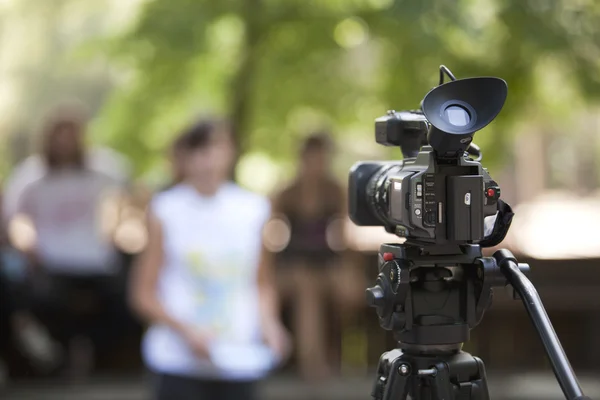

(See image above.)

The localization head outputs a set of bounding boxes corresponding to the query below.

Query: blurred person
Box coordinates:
[3,147,130,219]
[13,110,130,379]
[130,119,290,400]
[3,104,130,221]
[270,132,347,382]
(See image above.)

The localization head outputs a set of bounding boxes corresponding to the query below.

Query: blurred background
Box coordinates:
[0,0,599,399]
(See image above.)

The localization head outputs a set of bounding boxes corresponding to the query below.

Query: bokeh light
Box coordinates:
[8,213,37,252]
[113,218,147,254]
[334,17,368,49]
[262,216,291,253]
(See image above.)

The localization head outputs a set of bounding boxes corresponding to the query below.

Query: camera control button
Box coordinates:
[414,208,422,216]
[485,186,501,200]
[424,212,436,225]
[395,225,409,237]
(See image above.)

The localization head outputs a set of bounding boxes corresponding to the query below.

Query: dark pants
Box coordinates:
[154,374,259,400]
[0,272,15,355]
[0,269,34,377]
[29,271,130,352]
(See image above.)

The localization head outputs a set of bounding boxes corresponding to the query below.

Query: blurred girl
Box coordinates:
[130,119,289,400]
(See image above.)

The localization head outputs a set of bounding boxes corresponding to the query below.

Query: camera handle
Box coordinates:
[493,250,591,400]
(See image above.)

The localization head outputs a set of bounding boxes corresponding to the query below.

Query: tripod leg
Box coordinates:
[471,357,490,400]
[372,349,410,400]
[430,352,490,400]
[494,250,587,400]
[383,370,410,400]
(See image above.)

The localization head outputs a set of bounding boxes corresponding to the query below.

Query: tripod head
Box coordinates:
[365,244,592,400]
[366,244,500,348]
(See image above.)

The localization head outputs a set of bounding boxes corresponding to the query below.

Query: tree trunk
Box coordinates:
[227,0,263,182]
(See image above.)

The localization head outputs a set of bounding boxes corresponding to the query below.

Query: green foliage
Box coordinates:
[0,0,123,167]
[91,0,600,180]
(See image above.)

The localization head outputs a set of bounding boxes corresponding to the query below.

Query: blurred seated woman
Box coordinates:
[13,109,130,379]
[270,133,347,382]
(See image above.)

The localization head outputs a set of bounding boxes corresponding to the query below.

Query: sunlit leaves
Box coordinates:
[334,17,369,49]
[89,0,600,182]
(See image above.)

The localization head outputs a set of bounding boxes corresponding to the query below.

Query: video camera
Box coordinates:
[349,66,591,400]
[348,67,509,248]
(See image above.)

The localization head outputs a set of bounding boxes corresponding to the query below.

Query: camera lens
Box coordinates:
[366,164,402,225]
[444,105,470,127]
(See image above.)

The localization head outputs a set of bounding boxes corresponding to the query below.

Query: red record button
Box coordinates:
[383,252,394,262]
[486,188,496,198]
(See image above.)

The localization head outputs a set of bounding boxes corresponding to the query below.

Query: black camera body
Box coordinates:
[375,110,429,158]
[348,75,507,248]
[349,149,501,247]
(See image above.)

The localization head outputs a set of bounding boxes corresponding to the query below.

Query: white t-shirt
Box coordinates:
[142,183,276,380]
[18,169,122,275]
[3,147,131,220]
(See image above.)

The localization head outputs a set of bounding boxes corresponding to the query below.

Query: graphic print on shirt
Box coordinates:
[184,246,248,341]
[50,195,97,227]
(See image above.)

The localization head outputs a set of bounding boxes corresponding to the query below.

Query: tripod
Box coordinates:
[366,243,591,400]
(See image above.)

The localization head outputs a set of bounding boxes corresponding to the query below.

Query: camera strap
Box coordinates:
[480,199,514,248]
